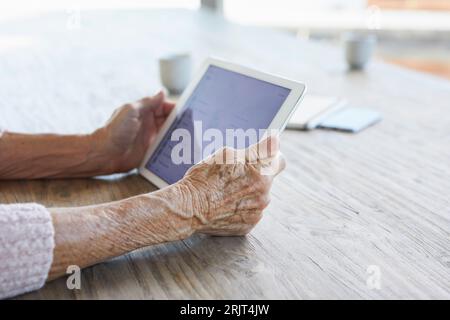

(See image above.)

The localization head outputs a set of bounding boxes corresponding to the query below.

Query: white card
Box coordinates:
[318,107,382,133]
[287,94,346,130]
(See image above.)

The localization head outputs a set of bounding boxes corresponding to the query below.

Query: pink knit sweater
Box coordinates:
[0,203,54,299]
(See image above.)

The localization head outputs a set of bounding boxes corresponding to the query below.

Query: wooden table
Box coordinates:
[1,9,449,299]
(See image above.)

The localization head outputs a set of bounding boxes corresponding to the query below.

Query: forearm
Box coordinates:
[48,182,194,280]
[0,131,109,179]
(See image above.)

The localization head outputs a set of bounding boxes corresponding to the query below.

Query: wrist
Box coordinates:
[159,181,200,236]
[175,177,209,234]
[68,132,115,177]
[111,183,198,249]
[87,128,117,175]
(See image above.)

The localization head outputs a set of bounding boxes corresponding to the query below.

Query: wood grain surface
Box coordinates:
[0,9,449,299]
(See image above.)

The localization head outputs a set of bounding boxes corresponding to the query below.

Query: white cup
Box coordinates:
[344,33,377,70]
[159,53,192,95]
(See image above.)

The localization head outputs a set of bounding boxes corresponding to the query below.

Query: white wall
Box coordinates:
[224,0,368,23]
[0,0,200,21]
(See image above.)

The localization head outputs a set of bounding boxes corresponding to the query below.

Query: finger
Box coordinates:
[155,117,166,128]
[153,101,175,125]
[138,90,165,114]
[105,102,138,125]
[235,194,271,211]
[137,91,168,133]
[202,211,263,236]
[246,134,280,163]
[259,153,286,177]
[201,146,236,165]
[137,112,157,150]
[205,209,261,227]
[162,101,176,116]
[222,209,263,226]
[136,100,160,146]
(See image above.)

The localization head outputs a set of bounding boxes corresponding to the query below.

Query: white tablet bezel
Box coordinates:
[139,57,306,188]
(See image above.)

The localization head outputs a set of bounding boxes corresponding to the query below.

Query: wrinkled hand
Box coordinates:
[180,136,286,236]
[94,91,175,173]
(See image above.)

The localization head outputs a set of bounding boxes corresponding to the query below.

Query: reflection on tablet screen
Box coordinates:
[146,65,291,184]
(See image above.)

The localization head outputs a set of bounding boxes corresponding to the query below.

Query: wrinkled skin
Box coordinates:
[1,90,286,282]
[49,135,285,280]
[95,91,286,236]
[181,136,286,236]
[0,91,175,179]
[94,91,175,173]
[97,92,285,235]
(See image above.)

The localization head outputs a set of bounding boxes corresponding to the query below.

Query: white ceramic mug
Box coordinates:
[159,53,192,95]
[344,33,377,70]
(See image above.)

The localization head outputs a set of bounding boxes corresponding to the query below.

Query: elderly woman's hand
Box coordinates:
[93,91,175,173]
[46,136,285,280]
[0,91,175,179]
[179,136,285,236]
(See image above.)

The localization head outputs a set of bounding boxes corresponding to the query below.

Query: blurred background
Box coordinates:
[1,0,449,79]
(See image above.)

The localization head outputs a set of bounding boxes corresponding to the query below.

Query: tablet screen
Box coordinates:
[145,65,291,184]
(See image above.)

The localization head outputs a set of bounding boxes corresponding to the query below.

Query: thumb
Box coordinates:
[152,90,164,104]
[246,134,280,163]
[138,90,165,112]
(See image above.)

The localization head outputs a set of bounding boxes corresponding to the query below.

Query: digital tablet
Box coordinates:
[139,58,306,188]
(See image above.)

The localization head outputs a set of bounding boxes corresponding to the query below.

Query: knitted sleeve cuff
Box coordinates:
[0,203,55,299]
